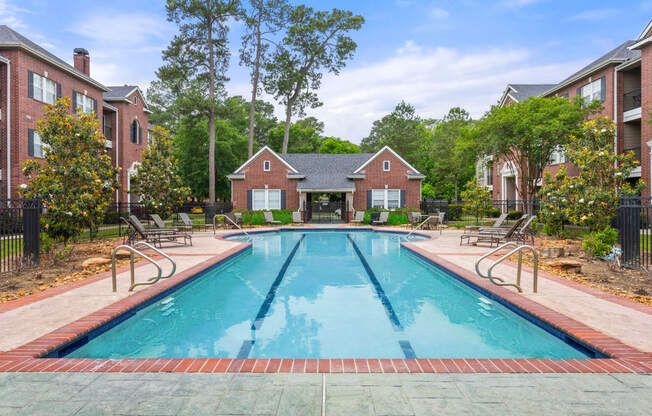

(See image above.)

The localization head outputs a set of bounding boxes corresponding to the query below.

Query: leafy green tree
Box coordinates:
[360,101,430,165]
[473,96,598,206]
[461,181,492,224]
[421,182,437,199]
[538,117,643,232]
[20,97,119,242]
[158,0,240,202]
[319,137,359,154]
[240,0,290,157]
[267,117,325,153]
[263,5,364,153]
[175,115,247,200]
[130,126,191,218]
[423,107,476,199]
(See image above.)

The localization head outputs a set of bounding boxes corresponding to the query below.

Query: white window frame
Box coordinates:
[252,188,281,210]
[371,188,401,209]
[76,92,94,114]
[383,160,390,171]
[32,130,46,158]
[32,73,57,105]
[581,79,602,104]
[263,160,271,171]
[550,146,567,165]
[134,96,138,105]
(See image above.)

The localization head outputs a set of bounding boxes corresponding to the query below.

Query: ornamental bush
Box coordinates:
[20,97,119,242]
[582,226,618,257]
[461,181,492,223]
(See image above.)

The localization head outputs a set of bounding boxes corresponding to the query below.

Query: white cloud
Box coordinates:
[429,8,449,19]
[243,44,587,143]
[396,40,422,54]
[69,13,172,46]
[0,0,29,28]
[569,9,620,21]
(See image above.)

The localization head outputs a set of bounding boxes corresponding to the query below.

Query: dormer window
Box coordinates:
[383,160,390,171]
[264,160,271,171]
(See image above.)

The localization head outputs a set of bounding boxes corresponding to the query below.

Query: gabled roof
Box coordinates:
[637,19,652,41]
[280,153,374,191]
[545,40,639,95]
[234,146,299,174]
[352,146,422,175]
[499,84,556,107]
[104,85,151,113]
[0,25,109,92]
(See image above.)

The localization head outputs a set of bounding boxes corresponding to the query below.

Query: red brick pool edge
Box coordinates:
[1,229,651,374]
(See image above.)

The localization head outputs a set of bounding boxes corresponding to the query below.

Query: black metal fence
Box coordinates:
[0,199,41,274]
[419,199,540,226]
[617,197,652,269]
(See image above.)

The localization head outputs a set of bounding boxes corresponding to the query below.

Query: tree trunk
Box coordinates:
[454,175,459,200]
[247,5,263,158]
[208,22,216,203]
[282,102,292,153]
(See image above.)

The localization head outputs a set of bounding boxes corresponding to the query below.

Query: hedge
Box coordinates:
[362,208,418,225]
[235,209,294,225]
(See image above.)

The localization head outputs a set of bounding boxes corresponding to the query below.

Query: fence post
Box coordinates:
[22,199,41,267]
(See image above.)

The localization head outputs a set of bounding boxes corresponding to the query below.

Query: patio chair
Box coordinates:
[460,216,525,247]
[351,211,365,224]
[292,211,303,224]
[124,216,192,247]
[406,211,422,229]
[372,211,389,226]
[264,211,281,225]
[176,212,212,233]
[150,214,180,232]
[510,215,537,245]
[222,212,241,229]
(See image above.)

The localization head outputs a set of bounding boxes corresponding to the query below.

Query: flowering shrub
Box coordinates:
[130,126,190,218]
[461,181,492,223]
[582,226,618,257]
[538,117,643,232]
[20,97,119,242]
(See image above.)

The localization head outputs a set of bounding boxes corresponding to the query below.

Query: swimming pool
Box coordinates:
[63,230,592,359]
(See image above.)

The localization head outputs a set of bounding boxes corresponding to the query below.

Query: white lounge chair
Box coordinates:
[263,211,280,225]
[292,211,303,224]
[351,211,365,223]
[372,211,389,226]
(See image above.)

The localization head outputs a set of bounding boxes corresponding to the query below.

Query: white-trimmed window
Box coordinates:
[31,73,57,105]
[580,79,602,104]
[75,91,95,114]
[252,189,281,210]
[550,146,567,164]
[263,160,271,171]
[371,189,401,209]
[383,160,390,171]
[134,96,138,105]
[28,129,46,158]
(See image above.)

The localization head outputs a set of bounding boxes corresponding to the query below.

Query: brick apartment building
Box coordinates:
[0,25,151,203]
[228,146,424,220]
[479,19,652,204]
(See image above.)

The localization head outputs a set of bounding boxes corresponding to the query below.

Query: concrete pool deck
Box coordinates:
[0,227,650,375]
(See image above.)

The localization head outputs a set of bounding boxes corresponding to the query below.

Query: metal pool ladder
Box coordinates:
[404,215,439,239]
[474,242,539,293]
[217,214,252,240]
[111,242,176,292]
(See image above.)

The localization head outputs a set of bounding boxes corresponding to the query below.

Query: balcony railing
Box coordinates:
[623,88,641,112]
[625,146,641,164]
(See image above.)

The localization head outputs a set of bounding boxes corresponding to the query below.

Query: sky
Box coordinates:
[1,0,651,143]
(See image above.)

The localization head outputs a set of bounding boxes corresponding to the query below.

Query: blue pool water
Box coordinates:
[64,231,590,359]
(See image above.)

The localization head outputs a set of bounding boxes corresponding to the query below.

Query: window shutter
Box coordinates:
[401,190,406,208]
[247,190,252,210]
[28,129,34,156]
[280,190,286,209]
[138,126,142,144]
[72,90,77,111]
[576,87,581,98]
[131,122,135,143]
[56,82,62,99]
[93,98,98,114]
[28,71,34,98]
[600,76,606,102]
[367,190,372,209]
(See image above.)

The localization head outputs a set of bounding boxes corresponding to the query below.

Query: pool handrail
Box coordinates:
[404,215,437,239]
[111,242,176,292]
[475,242,539,293]
[218,214,251,239]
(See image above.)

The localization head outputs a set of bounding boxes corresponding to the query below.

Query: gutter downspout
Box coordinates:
[3,57,10,199]
[115,109,119,203]
[613,67,618,164]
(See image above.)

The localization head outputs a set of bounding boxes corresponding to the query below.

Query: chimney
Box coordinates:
[73,48,90,76]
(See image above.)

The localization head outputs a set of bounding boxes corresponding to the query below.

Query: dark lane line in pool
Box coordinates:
[251,234,306,331]
[346,235,417,359]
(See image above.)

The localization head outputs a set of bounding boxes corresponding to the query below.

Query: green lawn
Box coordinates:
[0,237,23,259]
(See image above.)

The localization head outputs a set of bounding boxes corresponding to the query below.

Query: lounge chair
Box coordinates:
[511,215,537,244]
[263,211,281,225]
[407,212,422,228]
[372,211,389,226]
[460,216,525,247]
[292,211,303,224]
[223,213,241,229]
[124,216,192,247]
[176,212,212,233]
[351,211,365,224]
[150,214,180,232]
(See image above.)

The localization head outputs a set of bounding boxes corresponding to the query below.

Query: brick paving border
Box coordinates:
[0,227,650,374]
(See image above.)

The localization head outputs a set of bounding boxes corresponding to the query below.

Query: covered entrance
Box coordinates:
[303,192,349,223]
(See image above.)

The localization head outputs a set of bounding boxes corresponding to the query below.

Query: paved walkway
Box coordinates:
[1,372,651,415]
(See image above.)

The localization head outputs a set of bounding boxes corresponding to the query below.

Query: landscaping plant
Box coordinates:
[582,226,619,258]
[461,181,492,224]
[20,97,119,243]
[130,126,191,218]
